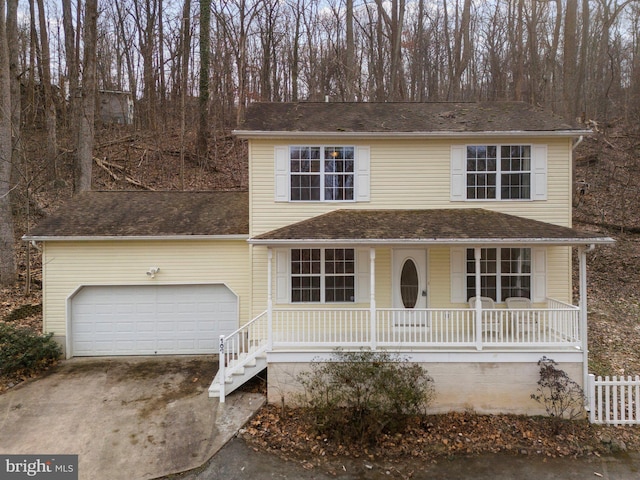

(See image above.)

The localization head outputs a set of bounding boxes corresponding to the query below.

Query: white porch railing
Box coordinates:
[269,299,581,350]
[272,308,371,347]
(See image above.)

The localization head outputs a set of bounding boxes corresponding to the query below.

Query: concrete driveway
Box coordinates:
[0,356,264,480]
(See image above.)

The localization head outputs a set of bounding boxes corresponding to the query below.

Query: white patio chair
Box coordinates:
[469,296,501,339]
[505,297,537,340]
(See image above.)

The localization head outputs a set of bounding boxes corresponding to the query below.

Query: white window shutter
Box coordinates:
[275,249,290,304]
[356,146,370,202]
[532,248,546,303]
[274,146,289,202]
[450,145,466,201]
[450,247,466,303]
[531,145,547,200]
[356,248,371,302]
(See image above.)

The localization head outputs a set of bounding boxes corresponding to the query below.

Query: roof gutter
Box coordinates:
[23,234,250,242]
[248,237,615,246]
[233,129,593,139]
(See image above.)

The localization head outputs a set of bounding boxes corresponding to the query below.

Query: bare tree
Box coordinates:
[133,0,159,130]
[7,0,20,168]
[63,0,79,136]
[36,0,58,178]
[563,0,578,121]
[374,0,406,100]
[75,0,98,193]
[0,0,16,285]
[197,0,211,158]
[180,0,192,189]
[114,0,138,102]
[345,0,355,101]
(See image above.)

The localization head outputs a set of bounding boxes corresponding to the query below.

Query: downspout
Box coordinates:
[267,248,273,351]
[580,244,595,410]
[572,135,584,151]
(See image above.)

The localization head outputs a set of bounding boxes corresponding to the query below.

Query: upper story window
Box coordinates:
[290,146,354,201]
[275,145,370,202]
[466,145,531,200]
[451,144,546,202]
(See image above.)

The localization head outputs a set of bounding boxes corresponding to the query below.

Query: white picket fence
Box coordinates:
[588,374,640,425]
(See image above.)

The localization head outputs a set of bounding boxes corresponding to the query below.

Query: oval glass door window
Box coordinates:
[400,259,419,308]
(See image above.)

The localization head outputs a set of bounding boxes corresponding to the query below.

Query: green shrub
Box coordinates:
[0,323,61,379]
[297,349,435,444]
[531,356,585,421]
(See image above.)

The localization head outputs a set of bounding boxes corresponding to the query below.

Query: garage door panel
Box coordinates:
[71,285,237,356]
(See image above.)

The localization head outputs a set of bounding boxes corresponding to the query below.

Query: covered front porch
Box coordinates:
[211,209,613,401]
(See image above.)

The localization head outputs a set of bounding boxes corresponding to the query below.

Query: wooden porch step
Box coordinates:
[208,354,267,399]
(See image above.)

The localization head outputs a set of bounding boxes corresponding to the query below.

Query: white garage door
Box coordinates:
[71,284,237,356]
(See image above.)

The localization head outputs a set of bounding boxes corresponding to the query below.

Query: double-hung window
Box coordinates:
[465,247,531,301]
[466,145,531,200]
[452,144,546,201]
[291,248,355,302]
[289,146,355,201]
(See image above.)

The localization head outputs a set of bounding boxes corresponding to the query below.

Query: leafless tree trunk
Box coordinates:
[288,0,302,101]
[511,0,525,101]
[134,0,158,130]
[63,0,79,138]
[36,0,58,178]
[158,0,167,128]
[563,0,578,121]
[345,0,355,101]
[179,0,192,190]
[75,0,98,193]
[197,0,211,158]
[375,0,406,100]
[0,0,16,285]
[114,0,137,103]
[7,0,20,169]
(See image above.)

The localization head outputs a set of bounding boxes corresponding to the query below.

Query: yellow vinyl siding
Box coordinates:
[42,240,250,337]
[248,136,573,313]
[249,137,573,236]
[428,247,453,307]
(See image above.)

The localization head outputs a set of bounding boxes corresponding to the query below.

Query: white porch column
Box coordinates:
[267,248,273,351]
[370,248,377,350]
[475,247,483,350]
[579,245,592,404]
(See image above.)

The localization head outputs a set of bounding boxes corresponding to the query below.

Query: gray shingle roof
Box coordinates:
[25,191,249,239]
[250,209,614,245]
[237,102,586,134]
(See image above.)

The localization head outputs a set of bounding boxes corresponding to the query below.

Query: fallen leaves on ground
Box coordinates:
[241,405,640,469]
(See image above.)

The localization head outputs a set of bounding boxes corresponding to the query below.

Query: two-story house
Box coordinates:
[26,102,613,415]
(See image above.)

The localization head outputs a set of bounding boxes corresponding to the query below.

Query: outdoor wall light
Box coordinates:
[146,267,160,278]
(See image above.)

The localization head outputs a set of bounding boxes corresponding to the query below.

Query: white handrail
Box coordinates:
[218,311,269,402]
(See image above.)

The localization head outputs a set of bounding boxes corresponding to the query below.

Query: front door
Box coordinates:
[392,249,427,310]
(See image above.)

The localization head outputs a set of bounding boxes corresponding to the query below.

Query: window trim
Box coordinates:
[465,247,532,302]
[466,144,531,201]
[274,145,370,203]
[290,247,356,303]
[289,145,356,202]
[451,144,547,202]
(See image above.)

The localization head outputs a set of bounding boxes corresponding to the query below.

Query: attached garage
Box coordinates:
[70,284,237,356]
